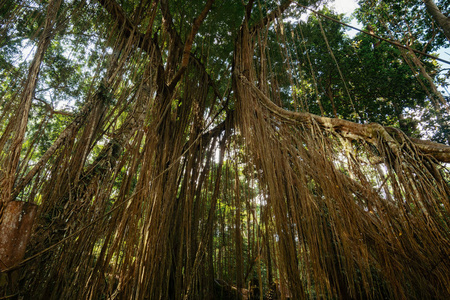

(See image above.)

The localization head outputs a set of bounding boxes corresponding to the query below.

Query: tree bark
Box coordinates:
[0,201,37,271]
[234,162,244,295]
[423,0,450,41]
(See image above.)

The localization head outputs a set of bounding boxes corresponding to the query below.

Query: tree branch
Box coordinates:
[238,73,450,163]
[249,0,293,35]
[160,0,184,76]
[245,0,255,21]
[168,0,215,90]
[96,0,158,54]
[34,97,74,117]
[160,0,183,46]
[423,0,450,41]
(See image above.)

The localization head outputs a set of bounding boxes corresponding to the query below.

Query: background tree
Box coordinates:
[355,0,450,142]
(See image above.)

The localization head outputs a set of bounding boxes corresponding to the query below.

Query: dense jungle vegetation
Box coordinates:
[0,0,450,299]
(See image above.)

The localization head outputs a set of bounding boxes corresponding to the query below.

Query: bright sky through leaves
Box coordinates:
[332,0,359,14]
[331,0,449,96]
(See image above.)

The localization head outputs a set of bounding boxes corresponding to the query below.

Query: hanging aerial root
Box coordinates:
[238,73,450,163]
[234,63,450,298]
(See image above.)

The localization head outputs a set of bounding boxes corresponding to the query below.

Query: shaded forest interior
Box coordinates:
[1,0,450,299]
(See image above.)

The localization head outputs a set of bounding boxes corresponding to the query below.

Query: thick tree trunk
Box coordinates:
[423,0,450,41]
[0,201,37,271]
[0,201,37,295]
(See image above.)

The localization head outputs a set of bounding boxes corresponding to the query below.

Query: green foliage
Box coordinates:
[265,7,445,139]
[355,0,450,51]
[354,0,449,140]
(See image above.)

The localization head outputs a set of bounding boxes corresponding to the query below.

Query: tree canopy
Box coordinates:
[1,0,450,299]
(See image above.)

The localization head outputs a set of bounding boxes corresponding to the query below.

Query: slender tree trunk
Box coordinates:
[234,162,244,296]
[266,235,273,286]
[0,0,62,205]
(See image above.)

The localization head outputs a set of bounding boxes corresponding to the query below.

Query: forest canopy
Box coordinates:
[1,0,450,299]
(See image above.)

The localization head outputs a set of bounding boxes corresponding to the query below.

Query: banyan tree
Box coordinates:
[1,0,450,299]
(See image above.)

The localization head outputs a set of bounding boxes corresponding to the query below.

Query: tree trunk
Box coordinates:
[0,201,37,295]
[0,201,37,270]
[0,0,62,205]
[423,0,450,41]
[234,162,244,296]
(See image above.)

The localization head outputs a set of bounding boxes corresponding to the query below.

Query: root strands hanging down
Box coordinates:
[0,1,449,299]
